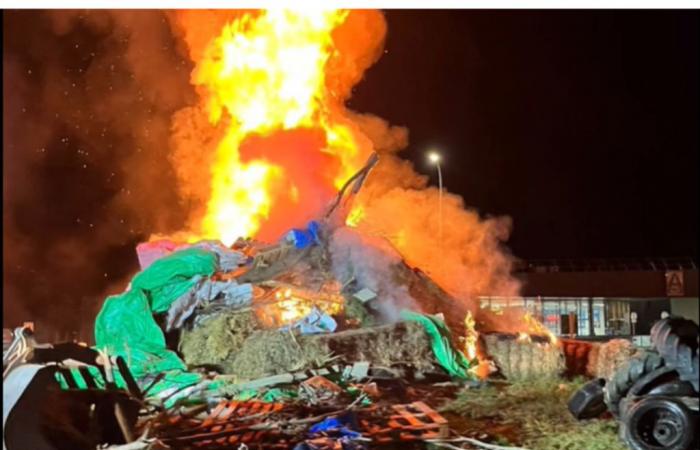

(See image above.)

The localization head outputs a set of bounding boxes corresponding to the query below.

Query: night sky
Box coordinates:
[3,10,698,334]
[351,10,699,260]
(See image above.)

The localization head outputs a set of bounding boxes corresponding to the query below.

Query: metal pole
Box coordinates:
[436,162,443,277]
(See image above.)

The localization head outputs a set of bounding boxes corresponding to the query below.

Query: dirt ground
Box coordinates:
[375,377,627,450]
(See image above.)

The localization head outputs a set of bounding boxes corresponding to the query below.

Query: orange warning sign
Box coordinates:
[665,271,685,297]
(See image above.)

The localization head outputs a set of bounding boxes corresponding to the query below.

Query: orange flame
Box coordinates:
[523,311,558,345]
[464,311,497,379]
[516,331,532,343]
[191,10,366,245]
[464,311,478,361]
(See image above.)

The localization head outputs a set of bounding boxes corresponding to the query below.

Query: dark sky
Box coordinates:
[3,10,698,333]
[351,10,699,260]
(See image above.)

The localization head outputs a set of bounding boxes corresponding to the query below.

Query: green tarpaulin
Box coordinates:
[94,248,217,398]
[400,309,473,380]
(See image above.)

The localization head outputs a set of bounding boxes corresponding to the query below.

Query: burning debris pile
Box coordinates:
[47,150,569,449]
[95,151,475,394]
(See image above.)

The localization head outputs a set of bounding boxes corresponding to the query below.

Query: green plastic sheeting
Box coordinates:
[400,309,473,380]
[233,388,298,403]
[94,248,217,397]
[54,365,127,391]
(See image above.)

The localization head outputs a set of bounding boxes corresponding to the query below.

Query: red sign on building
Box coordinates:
[665,271,685,297]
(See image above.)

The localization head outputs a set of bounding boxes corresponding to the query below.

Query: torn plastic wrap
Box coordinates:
[282,307,337,335]
[136,240,244,272]
[191,241,245,272]
[136,240,180,271]
[165,279,253,331]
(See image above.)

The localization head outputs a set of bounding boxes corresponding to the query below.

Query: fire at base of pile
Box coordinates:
[179,309,437,382]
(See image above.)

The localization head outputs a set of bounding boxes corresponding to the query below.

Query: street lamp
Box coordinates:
[428,151,443,276]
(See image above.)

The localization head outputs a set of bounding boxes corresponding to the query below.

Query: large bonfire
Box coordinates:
[99,9,560,390]
[167,9,519,310]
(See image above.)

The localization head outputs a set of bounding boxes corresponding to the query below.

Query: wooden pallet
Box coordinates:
[160,401,288,449]
[361,401,449,443]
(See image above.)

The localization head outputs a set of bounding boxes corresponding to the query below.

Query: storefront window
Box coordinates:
[577,299,590,336]
[606,300,631,335]
[542,299,561,335]
[480,297,491,309]
[509,297,525,309]
[592,299,606,336]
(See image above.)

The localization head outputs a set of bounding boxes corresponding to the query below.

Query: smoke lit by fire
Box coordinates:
[167,9,540,347]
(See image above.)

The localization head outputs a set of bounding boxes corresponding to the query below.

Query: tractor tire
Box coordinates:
[605,351,665,418]
[621,396,697,450]
[650,317,699,392]
[568,378,607,420]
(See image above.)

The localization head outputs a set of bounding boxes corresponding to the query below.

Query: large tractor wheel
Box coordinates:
[620,396,697,450]
[651,317,699,392]
[568,378,608,420]
[605,351,665,418]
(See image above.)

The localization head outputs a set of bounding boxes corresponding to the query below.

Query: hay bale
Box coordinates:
[483,333,565,380]
[220,321,437,381]
[226,329,333,381]
[179,309,258,368]
[586,338,639,380]
[309,321,437,372]
[560,339,595,376]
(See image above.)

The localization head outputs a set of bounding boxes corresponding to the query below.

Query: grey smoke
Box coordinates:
[329,226,418,322]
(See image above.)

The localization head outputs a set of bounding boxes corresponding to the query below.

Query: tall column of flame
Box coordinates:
[464,311,479,361]
[192,10,364,245]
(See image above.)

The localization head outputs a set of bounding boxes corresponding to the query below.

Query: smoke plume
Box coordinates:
[329,227,418,322]
[3,10,191,338]
[350,155,521,308]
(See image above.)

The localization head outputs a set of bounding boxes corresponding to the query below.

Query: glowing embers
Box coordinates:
[253,284,344,328]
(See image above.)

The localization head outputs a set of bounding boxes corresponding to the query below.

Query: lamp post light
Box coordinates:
[428,151,443,276]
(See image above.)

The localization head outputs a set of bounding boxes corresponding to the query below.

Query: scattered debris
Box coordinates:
[361,401,448,443]
[353,288,377,304]
[299,375,343,404]
[283,307,338,335]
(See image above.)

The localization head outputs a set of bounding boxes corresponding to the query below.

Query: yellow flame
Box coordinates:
[523,311,558,345]
[516,331,532,343]
[192,10,359,244]
[464,311,478,361]
[345,206,364,227]
[261,286,344,326]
